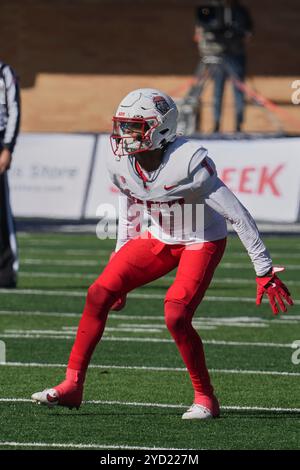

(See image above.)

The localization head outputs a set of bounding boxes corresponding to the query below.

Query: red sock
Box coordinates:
[164,301,214,402]
[67,283,116,371]
[54,368,86,394]
[187,327,215,402]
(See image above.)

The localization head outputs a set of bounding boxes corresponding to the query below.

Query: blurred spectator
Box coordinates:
[0,60,20,288]
[194,0,253,132]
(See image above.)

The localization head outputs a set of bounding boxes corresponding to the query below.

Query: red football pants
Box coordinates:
[68,233,226,403]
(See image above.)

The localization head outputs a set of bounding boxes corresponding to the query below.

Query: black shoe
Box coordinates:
[0,276,17,288]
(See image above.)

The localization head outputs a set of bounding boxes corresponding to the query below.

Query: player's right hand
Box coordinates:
[109,252,127,311]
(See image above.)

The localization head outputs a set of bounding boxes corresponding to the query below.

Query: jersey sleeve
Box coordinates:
[188,148,218,195]
[115,193,144,252]
[203,177,272,276]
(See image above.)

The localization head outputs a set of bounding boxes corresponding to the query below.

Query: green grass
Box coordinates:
[0,232,300,450]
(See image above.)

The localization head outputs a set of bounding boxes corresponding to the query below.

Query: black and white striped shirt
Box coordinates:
[0,61,21,152]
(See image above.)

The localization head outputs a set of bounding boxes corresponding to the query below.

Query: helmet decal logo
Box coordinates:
[153,96,170,115]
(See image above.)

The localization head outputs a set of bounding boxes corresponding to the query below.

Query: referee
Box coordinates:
[0,60,20,288]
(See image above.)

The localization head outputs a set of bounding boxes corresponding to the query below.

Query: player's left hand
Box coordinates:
[256,266,294,315]
[0,148,12,174]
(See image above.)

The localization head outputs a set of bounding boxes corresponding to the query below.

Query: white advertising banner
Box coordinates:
[199,138,300,223]
[85,135,120,219]
[86,136,300,223]
[9,133,300,222]
[9,133,95,219]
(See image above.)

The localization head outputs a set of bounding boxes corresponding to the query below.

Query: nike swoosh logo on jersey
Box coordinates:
[164,184,178,191]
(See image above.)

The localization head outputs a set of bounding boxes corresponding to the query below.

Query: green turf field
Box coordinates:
[0,232,299,450]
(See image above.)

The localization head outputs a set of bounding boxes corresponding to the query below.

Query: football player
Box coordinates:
[32,88,293,419]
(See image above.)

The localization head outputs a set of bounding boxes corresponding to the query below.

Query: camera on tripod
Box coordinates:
[195,2,248,57]
[176,1,251,135]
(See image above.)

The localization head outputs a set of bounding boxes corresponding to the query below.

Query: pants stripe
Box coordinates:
[4,173,18,272]
[0,173,19,280]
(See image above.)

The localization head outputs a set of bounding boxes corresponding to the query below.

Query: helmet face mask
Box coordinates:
[111,116,159,156]
[110,88,178,158]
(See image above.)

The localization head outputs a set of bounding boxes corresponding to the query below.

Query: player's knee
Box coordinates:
[165,281,196,305]
[164,282,195,334]
[86,282,117,316]
[164,300,189,335]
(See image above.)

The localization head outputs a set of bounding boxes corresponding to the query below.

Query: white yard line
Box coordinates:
[163,276,300,286]
[0,288,86,297]
[0,398,32,403]
[31,253,300,259]
[20,272,97,279]
[132,293,300,305]
[219,263,300,270]
[202,339,295,348]
[17,271,300,287]
[0,288,299,305]
[18,259,300,270]
[5,327,166,334]
[1,398,299,414]
[1,361,300,377]
[20,249,110,256]
[20,259,103,266]
[0,333,76,340]
[227,253,300,259]
[0,310,299,326]
[0,441,184,450]
[0,330,296,348]
[0,310,82,318]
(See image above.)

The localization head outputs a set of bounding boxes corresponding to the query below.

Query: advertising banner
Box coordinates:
[86,136,300,223]
[9,133,300,223]
[85,135,119,219]
[200,138,300,223]
[9,133,95,219]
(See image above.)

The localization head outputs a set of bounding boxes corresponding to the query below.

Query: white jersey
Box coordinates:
[106,136,272,276]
